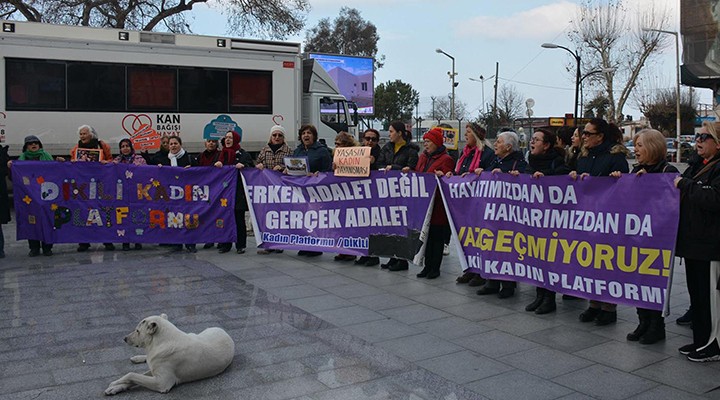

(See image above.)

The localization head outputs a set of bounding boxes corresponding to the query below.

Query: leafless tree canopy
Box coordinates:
[568,0,670,123]
[496,84,525,123]
[425,96,468,121]
[0,0,310,39]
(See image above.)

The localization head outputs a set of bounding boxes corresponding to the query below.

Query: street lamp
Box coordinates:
[436,48,457,120]
[643,28,681,162]
[542,42,581,123]
[469,74,495,113]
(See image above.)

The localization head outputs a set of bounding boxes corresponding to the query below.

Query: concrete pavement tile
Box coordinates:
[626,385,709,400]
[379,303,451,325]
[248,275,301,289]
[253,360,313,383]
[633,356,720,394]
[341,318,420,343]
[553,364,658,400]
[312,306,386,327]
[409,291,476,309]
[522,325,610,353]
[482,312,562,336]
[350,293,417,311]
[502,346,595,379]
[573,341,670,372]
[323,283,386,299]
[316,365,381,388]
[229,375,329,400]
[388,369,492,400]
[376,333,463,362]
[384,280,443,297]
[412,316,493,340]
[300,274,357,289]
[417,351,514,384]
[466,369,573,400]
[289,294,355,312]
[265,284,329,300]
[443,302,514,321]
[455,329,541,358]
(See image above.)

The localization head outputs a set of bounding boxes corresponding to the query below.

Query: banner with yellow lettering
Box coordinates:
[439,173,680,310]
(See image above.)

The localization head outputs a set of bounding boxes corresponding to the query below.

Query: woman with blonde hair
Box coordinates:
[611,129,678,344]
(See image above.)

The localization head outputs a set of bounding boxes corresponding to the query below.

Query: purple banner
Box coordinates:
[242,169,436,259]
[12,161,237,243]
[440,173,680,310]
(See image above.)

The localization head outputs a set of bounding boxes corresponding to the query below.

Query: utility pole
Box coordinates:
[493,62,499,118]
[431,96,437,120]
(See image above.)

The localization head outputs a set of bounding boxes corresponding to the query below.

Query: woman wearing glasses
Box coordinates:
[523,129,570,314]
[570,118,629,326]
[353,129,384,267]
[674,121,720,362]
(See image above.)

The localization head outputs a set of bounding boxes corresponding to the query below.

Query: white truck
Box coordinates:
[0,19,356,156]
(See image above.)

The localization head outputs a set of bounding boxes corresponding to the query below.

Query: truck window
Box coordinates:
[179,68,228,113]
[230,71,272,114]
[68,62,125,111]
[6,58,66,110]
[128,66,177,111]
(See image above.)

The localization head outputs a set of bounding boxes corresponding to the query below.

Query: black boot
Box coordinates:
[426,264,440,279]
[381,258,398,269]
[579,307,600,322]
[526,288,545,312]
[535,292,556,314]
[416,267,429,278]
[627,309,650,341]
[388,259,408,271]
[639,312,666,344]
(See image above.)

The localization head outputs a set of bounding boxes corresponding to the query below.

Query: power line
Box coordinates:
[497,77,573,91]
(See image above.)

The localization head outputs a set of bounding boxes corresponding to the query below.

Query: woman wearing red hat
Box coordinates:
[415,127,455,279]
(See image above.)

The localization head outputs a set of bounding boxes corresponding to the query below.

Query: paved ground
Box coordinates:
[1,218,719,400]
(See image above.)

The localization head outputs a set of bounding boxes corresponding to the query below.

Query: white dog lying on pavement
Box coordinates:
[104,314,235,395]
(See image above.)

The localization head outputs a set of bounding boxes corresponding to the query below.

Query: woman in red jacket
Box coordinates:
[415,128,455,279]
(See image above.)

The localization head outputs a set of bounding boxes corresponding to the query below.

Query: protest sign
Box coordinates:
[12,161,237,244]
[439,173,680,310]
[333,147,371,177]
[284,157,309,176]
[242,169,436,260]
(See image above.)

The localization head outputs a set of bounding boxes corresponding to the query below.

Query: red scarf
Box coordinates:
[219,131,241,165]
[455,143,484,174]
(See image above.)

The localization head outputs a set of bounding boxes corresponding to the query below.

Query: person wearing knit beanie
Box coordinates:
[270,125,286,137]
[423,127,445,149]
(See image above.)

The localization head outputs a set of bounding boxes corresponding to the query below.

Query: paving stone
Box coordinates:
[379,303,451,325]
[573,341,670,372]
[502,346,595,379]
[553,364,658,400]
[376,333,463,362]
[457,330,541,358]
[467,369,573,400]
[417,351,514,384]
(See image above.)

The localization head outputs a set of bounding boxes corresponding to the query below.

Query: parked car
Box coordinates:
[624,140,635,158]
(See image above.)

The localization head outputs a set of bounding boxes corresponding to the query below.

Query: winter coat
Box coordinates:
[196,149,221,167]
[526,147,570,176]
[257,143,292,171]
[369,144,382,170]
[576,140,629,176]
[489,150,528,173]
[70,140,112,162]
[293,141,332,173]
[416,146,455,225]
[229,148,255,211]
[0,146,10,224]
[675,153,720,260]
[456,144,495,174]
[156,151,195,168]
[377,141,419,171]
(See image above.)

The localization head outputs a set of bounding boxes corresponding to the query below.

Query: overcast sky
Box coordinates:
[193,0,706,122]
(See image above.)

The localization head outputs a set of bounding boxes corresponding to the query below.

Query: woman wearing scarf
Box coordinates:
[416,128,455,279]
[256,125,292,255]
[158,135,197,252]
[8,136,55,256]
[215,131,254,254]
[453,123,494,286]
[523,129,570,314]
[113,139,146,251]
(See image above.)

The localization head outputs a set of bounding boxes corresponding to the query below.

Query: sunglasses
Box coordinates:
[27,142,40,146]
[271,133,284,137]
[696,133,715,143]
[581,130,600,136]
[363,136,379,142]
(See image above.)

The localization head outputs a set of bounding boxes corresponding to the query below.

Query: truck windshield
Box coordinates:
[320,98,349,133]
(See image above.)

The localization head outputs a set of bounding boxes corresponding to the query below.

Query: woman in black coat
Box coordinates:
[0,145,10,258]
[377,121,419,271]
[158,135,197,252]
[523,129,569,314]
[571,118,629,326]
[674,121,720,362]
[610,129,678,345]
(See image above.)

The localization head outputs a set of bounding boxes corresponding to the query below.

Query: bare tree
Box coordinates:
[568,0,670,123]
[0,0,310,39]
[496,84,525,124]
[425,97,468,121]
